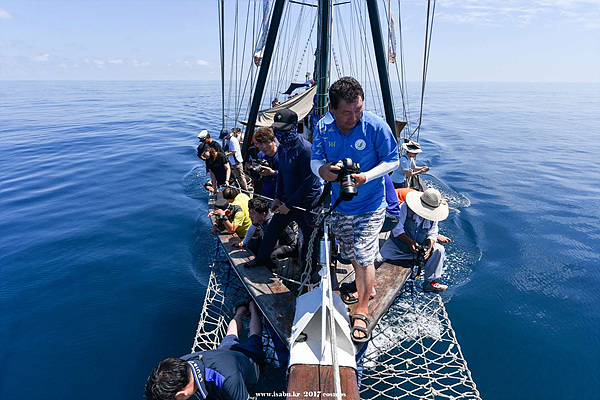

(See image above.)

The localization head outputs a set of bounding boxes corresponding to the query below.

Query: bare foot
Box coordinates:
[233,304,249,317]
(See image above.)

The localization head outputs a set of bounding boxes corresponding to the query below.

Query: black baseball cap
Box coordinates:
[219,128,230,139]
[271,108,298,131]
[215,198,231,210]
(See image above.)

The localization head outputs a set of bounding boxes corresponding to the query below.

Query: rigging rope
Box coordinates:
[412,0,436,141]
[219,0,225,129]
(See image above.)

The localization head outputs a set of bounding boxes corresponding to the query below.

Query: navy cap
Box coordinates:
[219,128,230,139]
[271,108,298,131]
[215,198,231,210]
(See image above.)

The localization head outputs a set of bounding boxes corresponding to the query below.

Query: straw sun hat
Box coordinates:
[405,188,449,222]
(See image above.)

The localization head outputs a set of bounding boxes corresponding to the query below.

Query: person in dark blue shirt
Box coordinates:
[145,301,263,400]
[245,109,322,279]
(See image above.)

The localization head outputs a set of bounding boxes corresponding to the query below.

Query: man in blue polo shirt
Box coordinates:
[311,76,399,343]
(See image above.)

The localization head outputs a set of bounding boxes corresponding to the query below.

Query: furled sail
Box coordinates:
[388,0,397,63]
[241,85,317,127]
[253,0,271,66]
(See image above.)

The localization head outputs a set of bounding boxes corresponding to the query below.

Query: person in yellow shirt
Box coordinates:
[220,187,251,237]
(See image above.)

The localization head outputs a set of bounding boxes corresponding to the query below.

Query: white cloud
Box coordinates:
[93,59,105,68]
[107,58,124,64]
[132,59,150,67]
[0,8,13,20]
[170,59,210,68]
[438,0,600,29]
[33,53,50,62]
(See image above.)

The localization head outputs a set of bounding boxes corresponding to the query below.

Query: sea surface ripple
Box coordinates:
[1,81,599,399]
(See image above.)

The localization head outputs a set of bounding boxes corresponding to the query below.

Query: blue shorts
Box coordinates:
[219,334,264,366]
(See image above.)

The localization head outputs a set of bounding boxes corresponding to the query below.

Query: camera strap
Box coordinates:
[316,182,344,219]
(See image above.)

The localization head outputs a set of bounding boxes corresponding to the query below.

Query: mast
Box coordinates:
[315,0,333,117]
[219,0,226,129]
[241,0,287,160]
[366,0,397,137]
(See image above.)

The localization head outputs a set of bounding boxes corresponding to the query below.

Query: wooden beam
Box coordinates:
[287,365,359,399]
[346,261,412,332]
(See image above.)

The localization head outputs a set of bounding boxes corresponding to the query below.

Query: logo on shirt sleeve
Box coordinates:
[354,139,366,150]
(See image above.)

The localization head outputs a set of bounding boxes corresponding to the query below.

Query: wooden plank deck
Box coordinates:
[216,231,296,345]
[209,193,296,345]
[342,261,412,334]
[287,365,359,400]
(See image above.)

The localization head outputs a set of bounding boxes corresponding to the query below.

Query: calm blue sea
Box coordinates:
[1,81,599,399]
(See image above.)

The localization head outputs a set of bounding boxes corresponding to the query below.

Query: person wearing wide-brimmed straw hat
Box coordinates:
[379,188,450,293]
[390,140,430,189]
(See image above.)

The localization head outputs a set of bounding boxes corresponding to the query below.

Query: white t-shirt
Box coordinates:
[227,136,243,165]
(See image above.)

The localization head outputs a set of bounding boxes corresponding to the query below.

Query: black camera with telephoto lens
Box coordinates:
[332,158,360,201]
[249,159,270,175]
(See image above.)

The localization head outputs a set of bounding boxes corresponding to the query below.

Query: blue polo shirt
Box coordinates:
[312,110,399,215]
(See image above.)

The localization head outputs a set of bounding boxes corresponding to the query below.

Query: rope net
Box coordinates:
[191,246,287,373]
[191,241,481,399]
[360,280,482,399]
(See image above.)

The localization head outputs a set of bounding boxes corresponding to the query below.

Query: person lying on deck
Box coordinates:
[145,301,263,400]
[237,197,297,271]
[379,188,450,293]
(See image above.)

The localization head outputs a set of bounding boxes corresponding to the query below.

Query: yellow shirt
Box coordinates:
[231,193,251,237]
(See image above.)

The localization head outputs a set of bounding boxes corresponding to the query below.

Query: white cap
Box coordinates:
[197,129,209,140]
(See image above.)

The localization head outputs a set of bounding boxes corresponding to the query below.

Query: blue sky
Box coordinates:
[1,0,598,82]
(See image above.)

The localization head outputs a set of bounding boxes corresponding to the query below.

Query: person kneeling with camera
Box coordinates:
[237,197,297,271]
[379,188,450,293]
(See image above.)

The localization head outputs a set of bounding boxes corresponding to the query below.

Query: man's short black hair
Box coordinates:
[249,197,270,214]
[145,358,190,400]
[222,187,239,200]
[329,76,364,109]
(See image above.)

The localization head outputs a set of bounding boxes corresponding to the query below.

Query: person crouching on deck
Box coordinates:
[210,194,251,238]
[311,76,399,343]
[145,301,263,400]
[379,188,450,293]
[236,196,297,271]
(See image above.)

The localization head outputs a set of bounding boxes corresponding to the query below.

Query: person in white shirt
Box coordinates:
[222,129,248,191]
[390,140,430,189]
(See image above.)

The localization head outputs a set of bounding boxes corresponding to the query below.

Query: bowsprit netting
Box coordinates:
[190,244,285,369]
[359,281,482,399]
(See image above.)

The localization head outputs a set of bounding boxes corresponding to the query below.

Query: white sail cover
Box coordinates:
[241,85,317,127]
